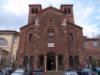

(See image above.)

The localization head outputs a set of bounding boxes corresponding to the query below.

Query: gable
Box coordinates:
[39,6,63,15]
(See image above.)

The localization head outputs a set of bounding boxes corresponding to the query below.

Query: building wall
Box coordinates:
[17,4,85,70]
[0,31,19,60]
[84,38,100,67]
[16,4,100,70]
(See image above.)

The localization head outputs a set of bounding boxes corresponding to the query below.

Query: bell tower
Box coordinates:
[60,4,75,23]
[28,4,42,24]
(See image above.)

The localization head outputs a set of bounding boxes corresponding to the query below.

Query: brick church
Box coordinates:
[16,4,100,71]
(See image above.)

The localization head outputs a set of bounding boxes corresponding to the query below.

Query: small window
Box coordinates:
[48,43,54,47]
[29,33,32,41]
[70,33,73,41]
[93,41,98,48]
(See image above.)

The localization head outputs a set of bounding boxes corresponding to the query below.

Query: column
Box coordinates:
[56,56,58,71]
[44,56,47,72]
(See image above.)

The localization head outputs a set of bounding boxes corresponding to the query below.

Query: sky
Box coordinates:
[0,0,100,37]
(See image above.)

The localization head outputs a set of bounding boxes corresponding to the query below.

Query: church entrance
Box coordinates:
[47,52,56,71]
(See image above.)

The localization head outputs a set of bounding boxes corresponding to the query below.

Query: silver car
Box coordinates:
[81,68,98,75]
[64,69,78,75]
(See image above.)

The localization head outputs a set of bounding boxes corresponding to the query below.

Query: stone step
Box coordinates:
[43,71,64,75]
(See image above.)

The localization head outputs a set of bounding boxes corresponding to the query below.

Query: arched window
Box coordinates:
[47,27,55,36]
[0,38,8,46]
[38,55,44,70]
[31,8,38,14]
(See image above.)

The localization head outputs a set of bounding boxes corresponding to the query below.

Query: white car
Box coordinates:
[11,68,25,75]
[64,69,78,75]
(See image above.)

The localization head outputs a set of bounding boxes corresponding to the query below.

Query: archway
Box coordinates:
[47,52,56,71]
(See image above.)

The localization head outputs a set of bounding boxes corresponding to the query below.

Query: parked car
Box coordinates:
[0,69,4,75]
[64,69,78,75]
[93,67,100,75]
[30,69,43,75]
[2,67,13,75]
[81,68,98,75]
[11,68,25,75]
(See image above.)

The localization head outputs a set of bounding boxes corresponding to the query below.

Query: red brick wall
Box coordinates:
[17,4,85,69]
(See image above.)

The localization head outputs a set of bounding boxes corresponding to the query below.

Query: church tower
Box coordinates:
[28,4,42,23]
[60,4,75,23]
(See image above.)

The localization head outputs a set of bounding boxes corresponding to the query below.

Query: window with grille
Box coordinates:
[48,28,55,36]
[69,56,79,66]
[38,55,44,67]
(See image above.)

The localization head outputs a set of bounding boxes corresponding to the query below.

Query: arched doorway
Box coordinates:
[47,52,56,71]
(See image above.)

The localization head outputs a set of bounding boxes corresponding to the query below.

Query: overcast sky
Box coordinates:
[0,0,100,37]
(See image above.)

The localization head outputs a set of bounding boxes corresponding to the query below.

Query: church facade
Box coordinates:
[16,4,100,71]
